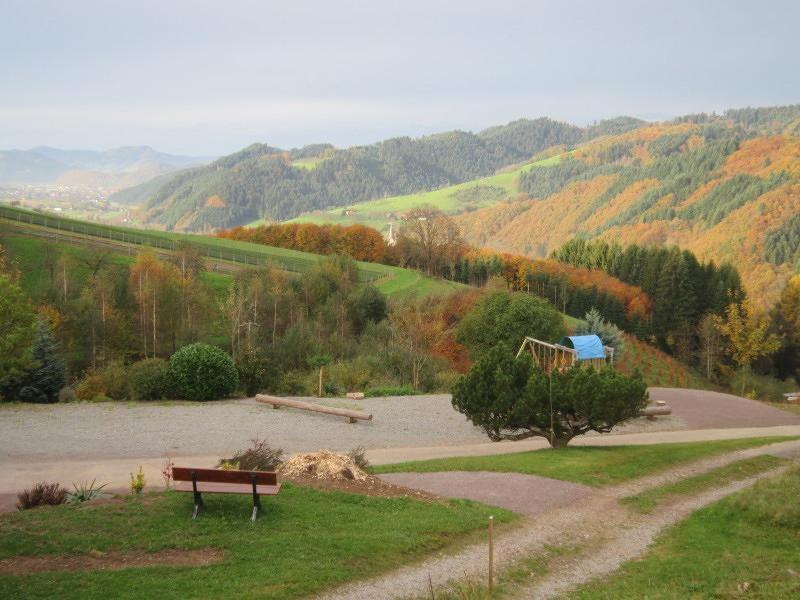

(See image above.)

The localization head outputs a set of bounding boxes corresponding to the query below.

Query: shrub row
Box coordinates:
[74,343,238,402]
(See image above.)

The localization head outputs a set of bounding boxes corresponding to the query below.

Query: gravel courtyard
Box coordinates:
[2,389,799,463]
[0,395,487,461]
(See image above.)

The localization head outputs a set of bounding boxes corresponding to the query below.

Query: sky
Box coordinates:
[1,0,798,156]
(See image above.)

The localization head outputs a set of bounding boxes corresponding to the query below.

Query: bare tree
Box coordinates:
[396,205,464,276]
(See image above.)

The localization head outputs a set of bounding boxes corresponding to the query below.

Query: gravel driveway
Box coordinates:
[0,395,487,461]
[649,387,800,428]
[2,389,798,462]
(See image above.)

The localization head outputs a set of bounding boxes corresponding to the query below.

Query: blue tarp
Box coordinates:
[559,335,606,360]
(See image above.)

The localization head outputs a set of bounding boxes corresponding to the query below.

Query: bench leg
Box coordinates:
[251,494,261,522]
[192,492,204,520]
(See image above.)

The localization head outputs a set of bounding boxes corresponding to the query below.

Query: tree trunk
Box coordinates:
[549,434,573,448]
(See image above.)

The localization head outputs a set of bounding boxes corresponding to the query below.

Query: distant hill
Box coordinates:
[0,145,211,187]
[451,106,800,307]
[121,117,639,231]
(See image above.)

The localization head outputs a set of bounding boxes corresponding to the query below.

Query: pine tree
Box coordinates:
[19,320,67,403]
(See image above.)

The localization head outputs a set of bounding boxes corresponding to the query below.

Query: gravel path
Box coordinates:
[317,439,800,600]
[380,472,592,517]
[649,387,800,428]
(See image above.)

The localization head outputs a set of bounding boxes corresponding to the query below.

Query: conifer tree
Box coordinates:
[18,320,68,403]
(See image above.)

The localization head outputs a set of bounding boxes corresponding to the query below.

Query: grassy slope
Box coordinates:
[0,208,461,298]
[373,437,795,487]
[284,154,562,232]
[571,467,800,598]
[617,335,709,389]
[620,455,784,513]
[0,486,514,600]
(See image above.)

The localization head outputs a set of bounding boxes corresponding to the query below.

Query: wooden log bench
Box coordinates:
[640,401,672,420]
[256,394,373,423]
[172,467,281,521]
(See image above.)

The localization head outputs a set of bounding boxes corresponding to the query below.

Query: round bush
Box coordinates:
[169,343,238,401]
[128,358,169,401]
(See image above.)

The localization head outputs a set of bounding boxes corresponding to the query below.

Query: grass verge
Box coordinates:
[620,455,785,513]
[570,467,800,598]
[0,485,514,600]
[373,437,798,487]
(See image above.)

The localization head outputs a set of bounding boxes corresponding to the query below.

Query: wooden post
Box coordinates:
[488,515,494,594]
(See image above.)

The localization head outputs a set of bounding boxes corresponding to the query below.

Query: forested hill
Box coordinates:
[117,117,640,231]
[446,105,800,307]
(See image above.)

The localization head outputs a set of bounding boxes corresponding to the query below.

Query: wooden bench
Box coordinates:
[172,467,281,521]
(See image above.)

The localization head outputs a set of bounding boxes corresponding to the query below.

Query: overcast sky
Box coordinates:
[1,0,798,155]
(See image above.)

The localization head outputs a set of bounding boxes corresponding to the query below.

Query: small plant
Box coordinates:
[161,457,174,488]
[217,460,239,471]
[217,438,284,471]
[130,465,146,495]
[347,446,371,471]
[16,482,68,510]
[66,479,109,504]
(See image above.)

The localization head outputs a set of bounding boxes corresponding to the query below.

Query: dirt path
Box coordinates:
[317,439,800,600]
[380,471,592,517]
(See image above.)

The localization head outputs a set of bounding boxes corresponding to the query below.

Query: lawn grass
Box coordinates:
[373,437,797,487]
[620,455,785,513]
[570,467,800,598]
[0,485,514,599]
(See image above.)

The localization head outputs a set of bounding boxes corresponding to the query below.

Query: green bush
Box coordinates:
[74,362,129,401]
[168,343,238,401]
[235,346,274,397]
[128,358,169,401]
[456,291,566,359]
[452,344,648,447]
[364,385,417,397]
[328,357,373,392]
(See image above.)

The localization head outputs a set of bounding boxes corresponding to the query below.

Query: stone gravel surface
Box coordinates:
[380,471,592,516]
[0,395,487,460]
[5,388,795,462]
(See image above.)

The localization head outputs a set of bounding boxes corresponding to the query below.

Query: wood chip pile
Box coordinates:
[279,450,368,482]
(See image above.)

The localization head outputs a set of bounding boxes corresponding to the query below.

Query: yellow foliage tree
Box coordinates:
[713,299,781,392]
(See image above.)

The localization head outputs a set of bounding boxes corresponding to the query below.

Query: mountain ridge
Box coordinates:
[115,116,644,231]
[0,145,212,186]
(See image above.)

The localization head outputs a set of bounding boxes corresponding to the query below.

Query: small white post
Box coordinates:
[488,515,494,594]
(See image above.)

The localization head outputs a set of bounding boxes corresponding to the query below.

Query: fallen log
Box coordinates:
[255,394,373,423]
[640,403,672,420]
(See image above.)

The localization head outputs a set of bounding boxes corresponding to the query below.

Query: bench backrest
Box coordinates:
[172,467,278,486]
